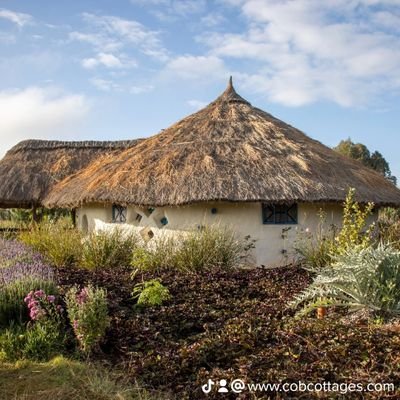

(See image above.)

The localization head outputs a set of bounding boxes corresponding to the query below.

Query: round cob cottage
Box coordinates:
[41,79,400,266]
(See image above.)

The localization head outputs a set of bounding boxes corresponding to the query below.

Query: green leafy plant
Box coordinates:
[132,279,171,307]
[334,188,375,255]
[0,321,65,362]
[19,218,83,267]
[81,228,139,269]
[290,244,400,317]
[65,285,110,354]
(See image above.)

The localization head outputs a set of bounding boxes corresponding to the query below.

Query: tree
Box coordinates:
[334,138,397,185]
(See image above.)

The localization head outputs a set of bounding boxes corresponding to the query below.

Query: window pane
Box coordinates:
[262,203,298,225]
[112,204,127,223]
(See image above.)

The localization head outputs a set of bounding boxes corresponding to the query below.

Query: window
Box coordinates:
[262,203,298,224]
[112,204,127,223]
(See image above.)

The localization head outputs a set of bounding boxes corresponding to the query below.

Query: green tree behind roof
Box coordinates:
[334,138,397,185]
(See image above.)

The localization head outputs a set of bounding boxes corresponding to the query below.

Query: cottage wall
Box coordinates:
[75,202,376,267]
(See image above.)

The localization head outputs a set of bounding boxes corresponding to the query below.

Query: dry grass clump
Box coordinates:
[132,225,255,272]
[19,218,83,267]
[81,229,139,270]
[0,356,157,400]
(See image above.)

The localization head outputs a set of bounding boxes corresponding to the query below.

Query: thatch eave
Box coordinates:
[0,139,142,208]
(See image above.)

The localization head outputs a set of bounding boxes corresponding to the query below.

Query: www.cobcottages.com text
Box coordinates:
[201,378,397,395]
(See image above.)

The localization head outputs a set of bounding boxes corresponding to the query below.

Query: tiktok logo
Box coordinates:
[202,379,215,394]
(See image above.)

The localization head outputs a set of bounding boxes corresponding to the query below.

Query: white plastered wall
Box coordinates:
[75,202,377,267]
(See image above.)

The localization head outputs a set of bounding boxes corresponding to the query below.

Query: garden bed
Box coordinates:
[56,265,400,399]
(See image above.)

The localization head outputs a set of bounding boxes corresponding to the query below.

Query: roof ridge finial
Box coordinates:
[228,76,233,89]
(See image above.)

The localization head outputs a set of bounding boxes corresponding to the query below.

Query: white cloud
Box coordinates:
[0,9,33,27]
[199,0,400,107]
[130,85,154,94]
[82,52,137,69]
[0,87,89,158]
[201,13,226,27]
[131,0,206,18]
[90,78,122,92]
[164,55,228,81]
[79,13,169,62]
[90,78,154,94]
[69,31,122,52]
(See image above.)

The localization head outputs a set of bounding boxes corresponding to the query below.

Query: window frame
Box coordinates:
[112,204,127,223]
[262,203,298,225]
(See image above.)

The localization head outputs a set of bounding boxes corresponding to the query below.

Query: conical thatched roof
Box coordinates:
[0,139,140,208]
[44,79,400,208]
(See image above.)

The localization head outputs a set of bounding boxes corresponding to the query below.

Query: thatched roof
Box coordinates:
[44,79,400,208]
[0,139,140,208]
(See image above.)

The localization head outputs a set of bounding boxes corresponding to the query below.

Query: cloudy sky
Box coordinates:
[0,0,399,178]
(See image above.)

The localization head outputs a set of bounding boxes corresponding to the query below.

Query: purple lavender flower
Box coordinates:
[0,239,54,287]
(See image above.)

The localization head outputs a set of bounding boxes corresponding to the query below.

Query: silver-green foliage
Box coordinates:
[291,244,400,316]
[65,285,110,354]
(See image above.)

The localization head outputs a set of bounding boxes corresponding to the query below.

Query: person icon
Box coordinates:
[218,379,229,393]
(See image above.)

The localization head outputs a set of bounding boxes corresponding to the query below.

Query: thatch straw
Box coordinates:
[0,139,141,208]
[44,80,400,208]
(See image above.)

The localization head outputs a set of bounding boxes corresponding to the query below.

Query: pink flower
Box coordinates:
[47,295,56,303]
[77,288,89,305]
[34,290,45,298]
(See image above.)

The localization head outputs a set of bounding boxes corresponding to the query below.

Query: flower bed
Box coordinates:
[57,265,400,399]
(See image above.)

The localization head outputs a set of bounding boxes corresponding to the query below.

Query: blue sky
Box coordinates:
[0,0,399,179]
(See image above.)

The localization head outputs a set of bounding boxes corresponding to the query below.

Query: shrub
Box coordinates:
[131,236,177,272]
[19,218,83,267]
[294,189,375,270]
[0,321,64,362]
[132,279,171,307]
[0,240,56,327]
[294,210,336,270]
[81,228,139,269]
[0,289,65,362]
[334,188,375,255]
[0,279,57,328]
[132,226,255,272]
[24,290,63,324]
[174,227,255,271]
[378,207,400,249]
[290,244,400,317]
[65,285,110,354]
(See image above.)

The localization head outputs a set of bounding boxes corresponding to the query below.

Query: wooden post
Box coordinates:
[71,209,77,227]
[32,205,39,223]
[317,307,327,319]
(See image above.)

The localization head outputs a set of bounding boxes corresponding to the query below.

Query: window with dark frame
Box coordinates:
[112,204,127,223]
[262,203,298,224]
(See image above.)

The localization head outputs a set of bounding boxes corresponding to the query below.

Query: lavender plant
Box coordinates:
[0,239,56,327]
